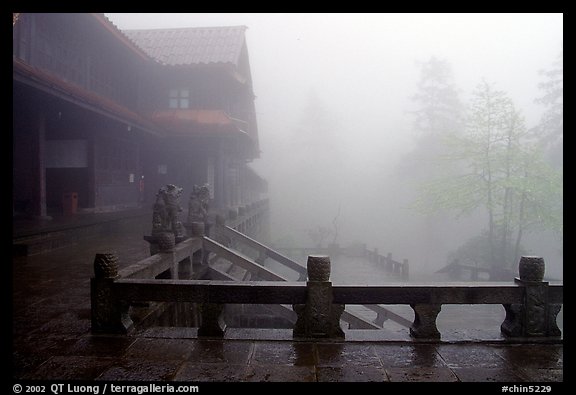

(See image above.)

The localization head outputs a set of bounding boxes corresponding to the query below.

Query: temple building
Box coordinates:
[13,13,266,219]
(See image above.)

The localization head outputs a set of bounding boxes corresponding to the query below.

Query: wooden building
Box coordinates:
[13,13,266,219]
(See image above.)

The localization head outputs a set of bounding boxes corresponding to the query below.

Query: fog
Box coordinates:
[106,13,563,279]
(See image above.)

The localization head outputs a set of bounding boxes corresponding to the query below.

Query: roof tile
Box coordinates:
[123,26,247,66]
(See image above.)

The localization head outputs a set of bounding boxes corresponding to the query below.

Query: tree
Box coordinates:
[411,56,464,137]
[535,46,563,168]
[399,57,464,179]
[414,80,562,278]
[396,57,464,267]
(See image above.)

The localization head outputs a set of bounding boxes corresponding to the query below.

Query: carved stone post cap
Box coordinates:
[518,256,545,282]
[307,255,331,282]
[94,253,119,278]
[156,231,176,252]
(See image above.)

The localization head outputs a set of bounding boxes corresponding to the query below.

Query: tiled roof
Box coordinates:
[94,14,153,62]
[123,26,247,66]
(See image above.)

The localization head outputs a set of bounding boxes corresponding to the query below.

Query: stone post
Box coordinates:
[143,231,177,277]
[501,256,562,337]
[410,304,441,339]
[293,255,345,339]
[90,253,133,334]
[198,303,226,337]
[188,222,206,272]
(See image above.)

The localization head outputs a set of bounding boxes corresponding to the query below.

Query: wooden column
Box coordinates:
[34,108,50,218]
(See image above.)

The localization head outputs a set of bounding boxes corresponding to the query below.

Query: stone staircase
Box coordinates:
[202,225,401,331]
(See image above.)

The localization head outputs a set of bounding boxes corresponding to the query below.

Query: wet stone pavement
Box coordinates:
[12,217,563,382]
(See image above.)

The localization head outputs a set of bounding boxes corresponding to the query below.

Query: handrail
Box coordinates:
[111,279,563,306]
[94,275,563,339]
[114,279,307,304]
[202,236,286,281]
[204,234,380,329]
[218,225,307,276]
[118,237,202,279]
[215,225,410,328]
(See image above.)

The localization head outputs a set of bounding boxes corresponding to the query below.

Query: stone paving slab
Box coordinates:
[124,338,196,361]
[66,335,137,358]
[451,367,528,382]
[518,368,563,382]
[14,336,564,382]
[317,366,389,382]
[251,341,315,366]
[96,359,183,381]
[316,343,382,367]
[21,356,116,380]
[372,344,448,367]
[173,363,248,382]
[437,344,509,368]
[245,365,316,382]
[492,344,563,369]
[386,367,459,382]
[187,340,254,364]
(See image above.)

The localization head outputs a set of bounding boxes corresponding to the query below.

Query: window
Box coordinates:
[169,88,190,109]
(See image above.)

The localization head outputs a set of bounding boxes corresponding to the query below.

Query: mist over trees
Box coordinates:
[411,57,464,137]
[412,80,562,278]
[535,47,563,168]
[395,57,465,268]
[268,92,345,248]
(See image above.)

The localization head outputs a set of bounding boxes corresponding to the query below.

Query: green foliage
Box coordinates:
[447,230,528,269]
[413,80,563,268]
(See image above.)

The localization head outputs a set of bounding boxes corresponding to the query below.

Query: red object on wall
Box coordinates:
[62,192,78,215]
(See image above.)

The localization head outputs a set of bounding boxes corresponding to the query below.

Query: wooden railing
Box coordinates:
[91,236,563,340]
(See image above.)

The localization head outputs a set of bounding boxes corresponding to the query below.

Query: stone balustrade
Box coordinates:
[91,239,562,340]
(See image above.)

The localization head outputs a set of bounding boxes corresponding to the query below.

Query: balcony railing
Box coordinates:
[91,231,563,340]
